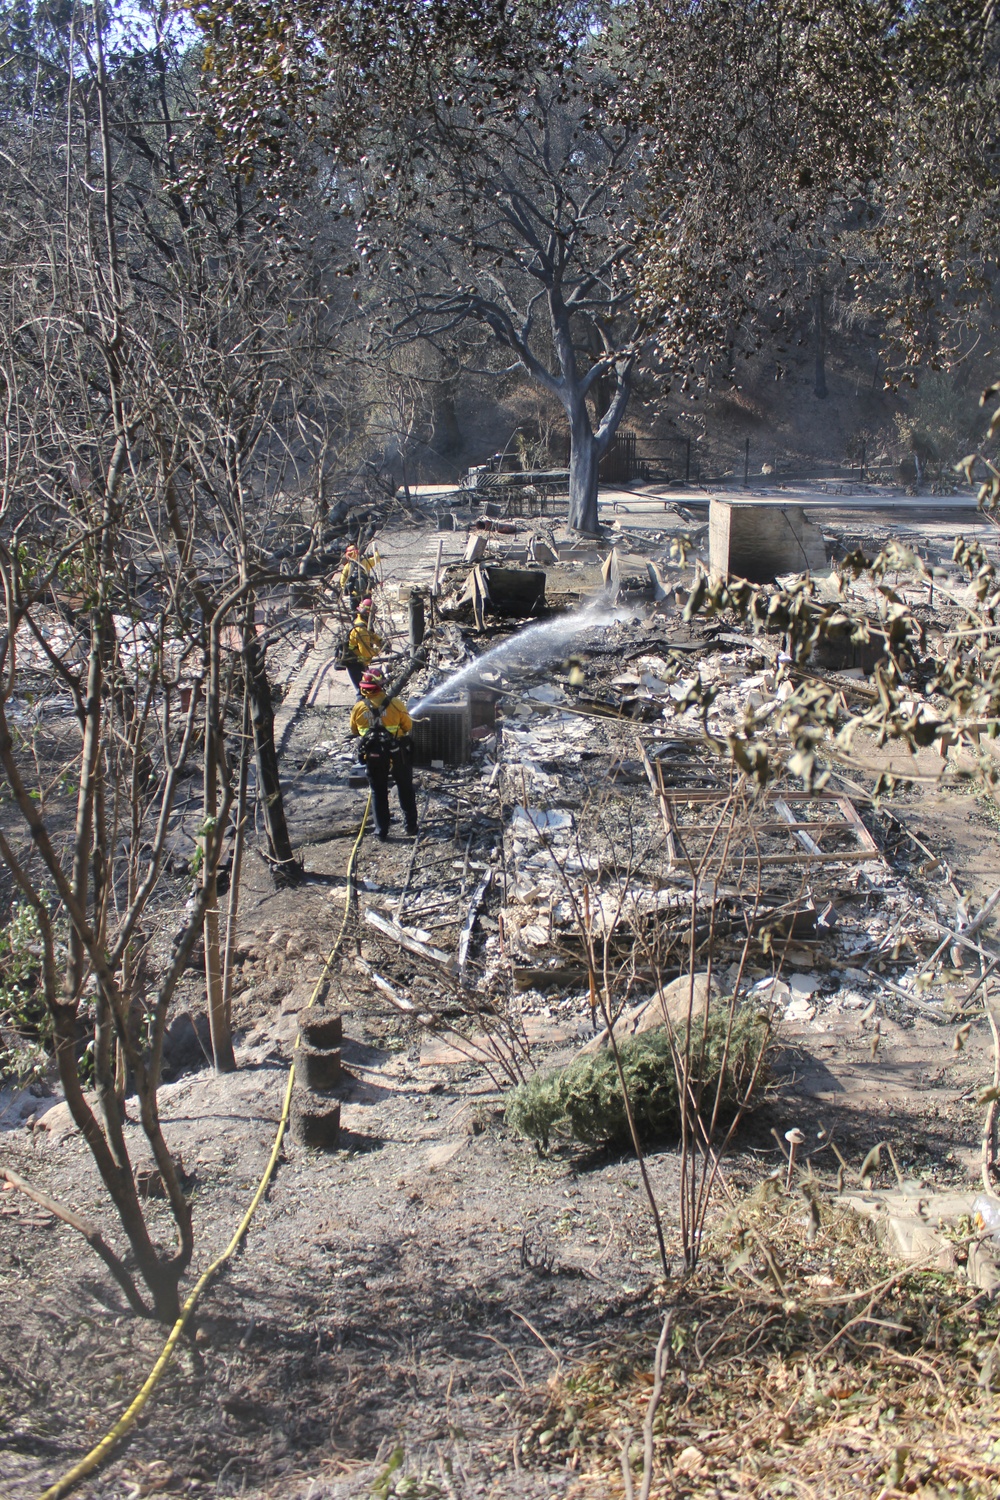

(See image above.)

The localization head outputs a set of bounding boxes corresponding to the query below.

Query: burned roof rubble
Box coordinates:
[315,506,1000,1163]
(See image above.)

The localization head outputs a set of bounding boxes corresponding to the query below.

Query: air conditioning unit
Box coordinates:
[410,701,471,766]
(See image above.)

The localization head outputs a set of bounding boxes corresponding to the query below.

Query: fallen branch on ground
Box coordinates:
[1,1166,149,1316]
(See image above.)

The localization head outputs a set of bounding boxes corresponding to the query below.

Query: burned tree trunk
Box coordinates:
[243,618,300,885]
[568,407,601,536]
[564,361,633,536]
[50,1008,172,1316]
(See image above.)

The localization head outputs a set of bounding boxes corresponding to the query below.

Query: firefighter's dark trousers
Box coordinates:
[364,741,418,839]
[345,659,365,693]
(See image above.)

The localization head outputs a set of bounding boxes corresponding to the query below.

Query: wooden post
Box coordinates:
[221,681,251,1034]
[203,618,235,1074]
[430,538,444,627]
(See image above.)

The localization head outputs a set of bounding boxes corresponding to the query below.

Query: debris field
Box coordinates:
[2,490,1000,1498]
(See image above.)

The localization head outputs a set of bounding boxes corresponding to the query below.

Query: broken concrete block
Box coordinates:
[967,1240,1000,1296]
[636,972,715,1035]
[464,532,487,563]
[291,1084,340,1150]
[272,1011,299,1044]
[709,499,827,583]
[837,1189,983,1274]
[301,1045,341,1090]
[425,1139,468,1171]
[751,976,792,1007]
[1,1084,50,1128]
[33,1096,92,1143]
[299,1011,343,1051]
[581,973,716,1053]
[530,538,558,566]
[876,1212,957,1270]
[511,805,573,836]
[280,982,317,1015]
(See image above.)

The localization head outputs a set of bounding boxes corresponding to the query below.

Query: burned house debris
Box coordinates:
[266,499,1000,1224]
[5,484,1000,1500]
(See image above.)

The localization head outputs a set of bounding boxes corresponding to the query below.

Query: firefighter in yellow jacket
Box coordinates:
[342,598,384,693]
[338,544,379,609]
[349,669,418,841]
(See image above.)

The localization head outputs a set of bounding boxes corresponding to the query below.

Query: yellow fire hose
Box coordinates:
[38,796,370,1500]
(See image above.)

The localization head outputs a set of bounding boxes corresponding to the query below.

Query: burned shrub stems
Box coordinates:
[506,775,774,1279]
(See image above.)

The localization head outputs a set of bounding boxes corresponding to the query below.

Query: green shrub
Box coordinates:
[505,1008,770,1150]
[0,901,55,1085]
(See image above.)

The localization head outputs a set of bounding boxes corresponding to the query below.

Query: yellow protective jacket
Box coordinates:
[338,554,378,594]
[346,622,384,665]
[350,694,413,740]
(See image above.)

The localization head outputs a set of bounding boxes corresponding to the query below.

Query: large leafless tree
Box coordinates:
[351,66,646,533]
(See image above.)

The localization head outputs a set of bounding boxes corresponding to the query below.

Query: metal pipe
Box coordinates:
[408,591,426,650]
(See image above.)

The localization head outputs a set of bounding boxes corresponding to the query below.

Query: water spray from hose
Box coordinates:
[409,595,630,715]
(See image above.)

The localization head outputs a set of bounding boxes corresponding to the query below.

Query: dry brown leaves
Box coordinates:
[522,1190,1000,1498]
